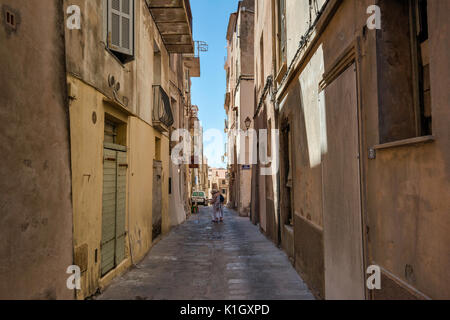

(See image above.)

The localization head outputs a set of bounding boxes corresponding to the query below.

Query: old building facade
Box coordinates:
[251,0,280,248]
[168,48,201,227]
[185,105,209,205]
[1,0,201,300]
[224,0,255,217]
[64,0,201,299]
[251,0,450,299]
[2,0,449,302]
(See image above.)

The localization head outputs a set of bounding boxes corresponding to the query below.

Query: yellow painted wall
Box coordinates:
[128,117,154,262]
[161,134,170,235]
[128,118,170,262]
[68,76,171,299]
[68,76,132,299]
[65,0,181,299]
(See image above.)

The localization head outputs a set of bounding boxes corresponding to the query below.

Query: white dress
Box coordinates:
[212,195,220,221]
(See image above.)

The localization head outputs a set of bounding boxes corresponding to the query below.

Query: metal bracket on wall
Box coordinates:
[368,148,376,160]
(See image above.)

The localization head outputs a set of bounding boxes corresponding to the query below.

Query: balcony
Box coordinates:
[224,92,230,110]
[147,0,194,53]
[183,55,200,77]
[183,41,207,77]
[152,85,174,132]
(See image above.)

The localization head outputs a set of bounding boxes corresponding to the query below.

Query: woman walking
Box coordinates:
[218,191,225,222]
[210,190,221,223]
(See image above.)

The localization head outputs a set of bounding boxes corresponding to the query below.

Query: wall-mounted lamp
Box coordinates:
[244,117,252,131]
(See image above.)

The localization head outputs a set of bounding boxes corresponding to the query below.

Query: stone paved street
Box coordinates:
[98,208,314,300]
[98,206,315,300]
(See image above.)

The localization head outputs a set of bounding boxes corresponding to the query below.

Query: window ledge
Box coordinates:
[373,135,435,151]
[104,45,134,68]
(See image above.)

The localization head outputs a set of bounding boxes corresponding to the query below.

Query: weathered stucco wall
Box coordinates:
[67,75,132,299]
[227,1,255,217]
[278,0,450,299]
[63,0,170,121]
[254,0,279,241]
[128,117,170,260]
[285,0,327,67]
[366,0,450,299]
[0,0,73,299]
[64,0,172,299]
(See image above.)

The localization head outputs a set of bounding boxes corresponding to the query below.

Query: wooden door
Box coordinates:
[322,64,365,299]
[152,160,162,240]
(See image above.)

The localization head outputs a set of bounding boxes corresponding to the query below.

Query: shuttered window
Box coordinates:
[278,0,287,66]
[108,0,134,57]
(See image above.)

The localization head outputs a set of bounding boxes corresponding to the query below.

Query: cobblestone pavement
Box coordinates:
[98,206,315,300]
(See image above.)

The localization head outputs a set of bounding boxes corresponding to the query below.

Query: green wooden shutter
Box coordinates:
[101,146,127,276]
[101,148,118,276]
[115,151,127,265]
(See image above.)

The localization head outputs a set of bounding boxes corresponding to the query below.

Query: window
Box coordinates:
[377,0,432,143]
[169,54,176,72]
[171,98,178,127]
[415,0,432,136]
[184,69,190,93]
[153,41,162,86]
[267,120,272,158]
[231,57,234,78]
[107,0,134,62]
[277,0,287,69]
[155,137,161,161]
[260,34,264,88]
[104,120,118,144]
[104,116,127,146]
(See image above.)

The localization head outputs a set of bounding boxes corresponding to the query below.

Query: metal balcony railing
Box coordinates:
[152,85,174,131]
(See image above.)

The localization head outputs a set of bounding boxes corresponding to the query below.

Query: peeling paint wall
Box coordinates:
[0,0,73,299]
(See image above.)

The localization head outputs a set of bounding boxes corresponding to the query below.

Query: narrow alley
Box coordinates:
[98,207,314,300]
[1,0,449,303]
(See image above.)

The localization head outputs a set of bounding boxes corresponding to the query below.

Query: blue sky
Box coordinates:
[190,0,239,168]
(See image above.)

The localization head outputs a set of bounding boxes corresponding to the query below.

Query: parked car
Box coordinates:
[191,191,207,206]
